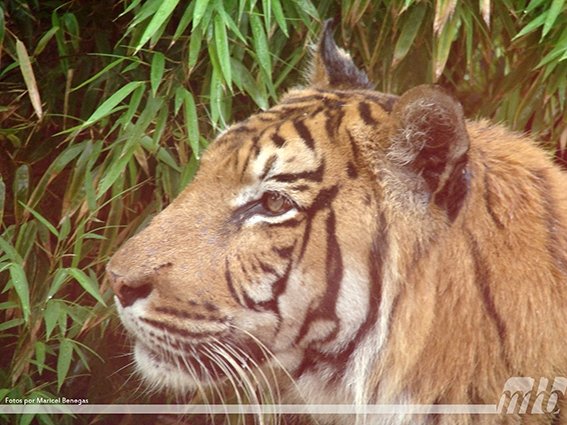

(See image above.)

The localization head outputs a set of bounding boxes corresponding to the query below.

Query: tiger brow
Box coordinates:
[260,154,277,181]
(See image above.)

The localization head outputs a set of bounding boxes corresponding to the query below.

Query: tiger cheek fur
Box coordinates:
[107,19,567,425]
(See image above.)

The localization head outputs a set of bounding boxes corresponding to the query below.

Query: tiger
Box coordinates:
[107,20,567,425]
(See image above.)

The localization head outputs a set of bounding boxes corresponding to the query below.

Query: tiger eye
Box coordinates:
[264,193,290,214]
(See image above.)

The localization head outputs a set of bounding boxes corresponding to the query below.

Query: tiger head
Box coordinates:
[107,20,567,421]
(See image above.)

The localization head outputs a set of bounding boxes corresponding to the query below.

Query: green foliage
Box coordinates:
[0,0,566,424]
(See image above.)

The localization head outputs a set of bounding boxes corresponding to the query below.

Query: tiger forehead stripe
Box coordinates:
[293,119,315,150]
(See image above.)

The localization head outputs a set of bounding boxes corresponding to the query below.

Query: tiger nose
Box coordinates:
[107,269,153,308]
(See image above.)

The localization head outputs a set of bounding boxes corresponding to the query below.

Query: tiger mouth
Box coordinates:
[135,337,269,385]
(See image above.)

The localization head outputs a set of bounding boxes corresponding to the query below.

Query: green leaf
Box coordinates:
[262,0,271,31]
[0,318,24,332]
[9,263,30,323]
[291,0,319,19]
[35,341,46,375]
[151,51,165,97]
[59,215,71,241]
[34,27,60,56]
[0,8,4,47]
[513,13,546,40]
[19,414,34,425]
[213,13,231,88]
[193,0,211,29]
[135,0,180,52]
[47,269,69,300]
[231,58,269,110]
[209,67,225,129]
[139,135,180,171]
[271,0,288,37]
[20,203,59,238]
[173,2,195,41]
[543,0,565,39]
[14,221,37,262]
[44,300,60,340]
[72,57,126,92]
[96,143,138,198]
[16,39,43,119]
[119,0,144,18]
[85,166,97,212]
[0,177,5,225]
[215,5,246,43]
[525,0,547,13]
[0,236,23,264]
[434,13,461,81]
[250,12,272,77]
[188,22,204,71]
[62,12,80,51]
[13,164,29,222]
[81,81,144,128]
[67,267,107,306]
[152,105,169,146]
[57,338,74,390]
[393,4,427,67]
[182,89,200,156]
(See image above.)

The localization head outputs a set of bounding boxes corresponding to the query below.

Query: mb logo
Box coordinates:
[497,377,567,414]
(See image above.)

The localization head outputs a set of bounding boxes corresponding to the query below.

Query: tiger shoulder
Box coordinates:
[107,19,567,425]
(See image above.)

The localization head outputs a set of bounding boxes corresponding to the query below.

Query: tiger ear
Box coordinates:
[309,19,373,90]
[389,85,470,221]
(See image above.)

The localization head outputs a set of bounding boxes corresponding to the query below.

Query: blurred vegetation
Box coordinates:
[0,0,566,424]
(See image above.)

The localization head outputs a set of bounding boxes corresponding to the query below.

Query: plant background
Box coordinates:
[1,0,566,424]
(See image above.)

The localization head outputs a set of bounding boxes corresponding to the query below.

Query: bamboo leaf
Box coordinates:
[536,27,567,68]
[434,0,458,34]
[9,263,30,323]
[513,13,546,40]
[0,236,23,265]
[215,4,246,43]
[193,0,211,29]
[262,0,271,31]
[62,13,80,51]
[82,81,144,128]
[72,58,127,92]
[0,8,4,47]
[67,267,107,306]
[542,0,565,39]
[182,89,200,156]
[13,165,29,222]
[0,318,24,332]
[57,338,74,390]
[250,12,272,77]
[434,13,461,81]
[48,269,69,300]
[20,203,59,238]
[44,300,60,340]
[0,177,5,225]
[16,39,43,119]
[291,0,318,19]
[231,58,269,110]
[526,0,547,13]
[35,341,46,375]
[150,51,165,97]
[188,22,204,71]
[392,4,427,68]
[34,27,60,56]
[134,0,180,52]
[172,2,195,42]
[271,0,288,37]
[214,13,231,88]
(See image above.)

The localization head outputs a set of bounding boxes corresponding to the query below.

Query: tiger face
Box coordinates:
[108,20,567,424]
[109,87,387,392]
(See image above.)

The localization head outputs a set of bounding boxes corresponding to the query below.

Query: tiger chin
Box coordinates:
[107,20,567,425]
